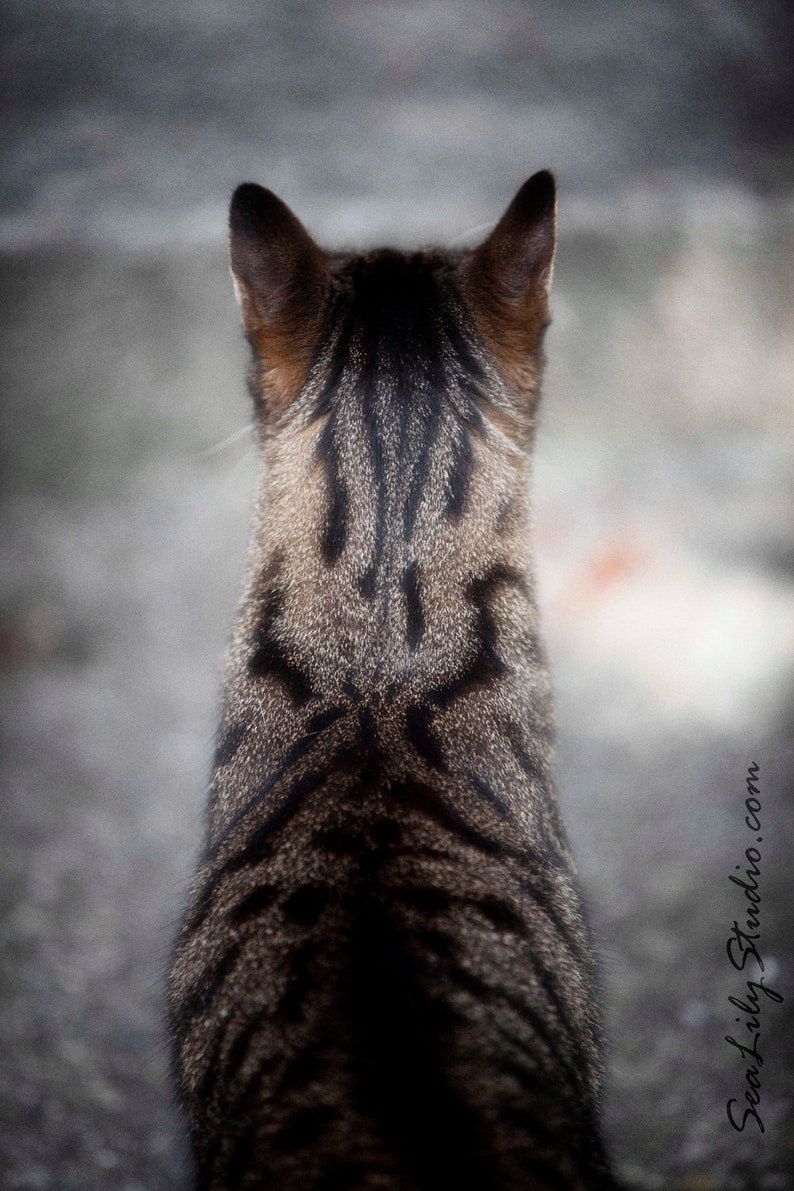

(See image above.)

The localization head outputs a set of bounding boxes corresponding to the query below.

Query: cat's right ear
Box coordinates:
[462,171,557,397]
[229,184,330,409]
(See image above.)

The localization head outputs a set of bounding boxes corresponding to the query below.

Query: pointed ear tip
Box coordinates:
[229,183,285,236]
[519,170,556,208]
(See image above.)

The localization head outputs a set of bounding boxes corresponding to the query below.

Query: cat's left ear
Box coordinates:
[229,183,331,409]
[462,171,556,394]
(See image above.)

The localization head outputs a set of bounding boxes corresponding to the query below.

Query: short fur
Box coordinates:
[169,173,619,1190]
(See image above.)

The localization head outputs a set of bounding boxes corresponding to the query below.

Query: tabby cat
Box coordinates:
[169,171,619,1190]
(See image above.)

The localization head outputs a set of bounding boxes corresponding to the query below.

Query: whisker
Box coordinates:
[449,220,497,248]
[186,423,255,460]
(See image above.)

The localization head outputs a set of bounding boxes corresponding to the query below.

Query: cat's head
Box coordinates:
[228,174,556,438]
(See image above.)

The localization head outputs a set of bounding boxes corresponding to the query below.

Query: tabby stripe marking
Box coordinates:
[402,560,425,650]
[515,877,592,969]
[444,419,473,520]
[316,409,349,565]
[249,585,315,705]
[466,771,511,819]
[176,938,244,1035]
[274,1104,338,1153]
[229,882,279,926]
[279,938,319,1021]
[214,719,247,768]
[401,564,527,771]
[221,1008,271,1092]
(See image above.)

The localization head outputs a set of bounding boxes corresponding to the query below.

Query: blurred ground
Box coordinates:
[1,3,793,1189]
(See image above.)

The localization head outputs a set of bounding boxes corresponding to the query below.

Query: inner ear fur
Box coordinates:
[229,183,330,410]
[462,170,557,395]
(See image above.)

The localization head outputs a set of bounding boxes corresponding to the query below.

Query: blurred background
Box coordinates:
[1,2,792,1188]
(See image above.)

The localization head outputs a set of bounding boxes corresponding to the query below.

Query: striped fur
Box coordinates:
[169,174,619,1190]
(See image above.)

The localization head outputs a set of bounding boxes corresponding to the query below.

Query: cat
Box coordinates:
[168,171,619,1190]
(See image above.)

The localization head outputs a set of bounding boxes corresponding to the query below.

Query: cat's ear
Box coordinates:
[229,183,330,408]
[463,170,556,394]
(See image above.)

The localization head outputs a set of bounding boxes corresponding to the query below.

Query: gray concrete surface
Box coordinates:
[1,3,793,1189]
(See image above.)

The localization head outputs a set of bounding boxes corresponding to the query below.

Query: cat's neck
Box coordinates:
[210,414,555,846]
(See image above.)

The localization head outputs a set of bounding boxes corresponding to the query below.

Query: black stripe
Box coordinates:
[311,287,357,418]
[279,938,319,1022]
[221,1008,270,1090]
[467,771,511,819]
[317,1162,367,1191]
[503,721,568,869]
[211,819,276,880]
[208,771,282,860]
[370,817,402,848]
[343,884,501,1191]
[396,778,505,858]
[211,760,335,867]
[394,885,451,915]
[445,419,473,520]
[456,374,489,430]
[277,1046,330,1094]
[529,956,596,1096]
[466,864,595,1083]
[307,704,347,734]
[356,703,377,748]
[397,879,589,1053]
[177,938,244,1033]
[473,562,528,599]
[402,560,425,650]
[274,1104,338,1153]
[304,252,495,576]
[415,928,457,958]
[229,882,279,926]
[499,1069,611,1175]
[193,1014,230,1110]
[445,962,493,999]
[502,989,584,1098]
[475,895,527,935]
[403,400,441,540]
[389,843,456,865]
[499,1102,575,1159]
[214,719,247,768]
[207,711,335,862]
[420,564,523,711]
[439,289,488,386]
[190,771,338,938]
[209,757,296,858]
[358,559,377,600]
[283,882,330,926]
[404,705,446,770]
[279,724,327,770]
[249,585,315,705]
[392,792,551,879]
[504,718,541,781]
[360,376,387,598]
[312,826,366,859]
[317,410,348,565]
[182,879,217,937]
[514,877,591,968]
[500,1057,554,1096]
[202,1052,277,1179]
[322,477,349,565]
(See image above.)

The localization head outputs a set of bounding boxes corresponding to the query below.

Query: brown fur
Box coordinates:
[462,172,555,399]
[229,186,332,408]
